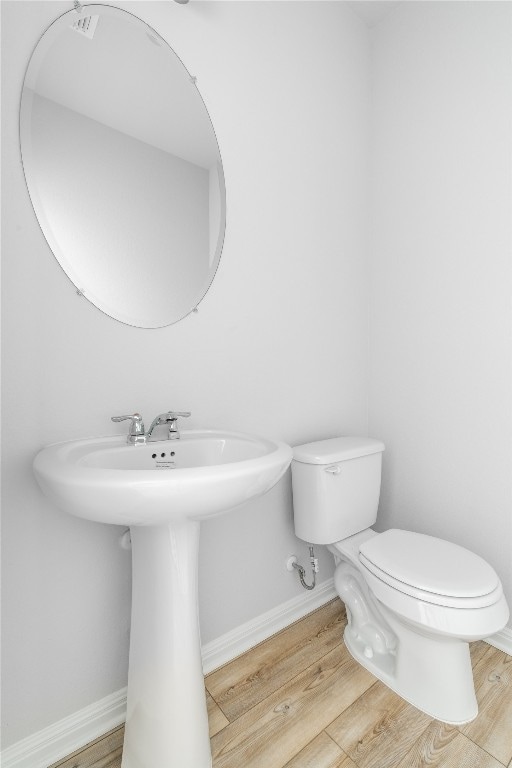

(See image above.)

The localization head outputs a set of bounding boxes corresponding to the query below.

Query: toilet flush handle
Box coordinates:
[325,465,341,474]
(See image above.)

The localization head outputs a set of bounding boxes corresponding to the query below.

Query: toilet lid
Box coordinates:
[359,529,500,600]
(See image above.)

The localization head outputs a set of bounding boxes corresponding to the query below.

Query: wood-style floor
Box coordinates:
[52,599,512,768]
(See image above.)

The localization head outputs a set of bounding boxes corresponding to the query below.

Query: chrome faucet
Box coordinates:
[112,410,191,444]
[111,413,146,445]
[146,411,191,441]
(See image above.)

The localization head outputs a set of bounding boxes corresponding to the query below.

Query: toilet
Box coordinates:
[291,437,509,724]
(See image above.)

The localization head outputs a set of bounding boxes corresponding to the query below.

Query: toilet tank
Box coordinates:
[291,437,385,544]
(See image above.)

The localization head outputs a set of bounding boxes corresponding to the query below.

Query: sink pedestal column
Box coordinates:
[121,520,211,768]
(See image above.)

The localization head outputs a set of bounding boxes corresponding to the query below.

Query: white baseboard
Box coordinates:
[485,626,512,656]
[0,687,127,768]
[1,580,337,768]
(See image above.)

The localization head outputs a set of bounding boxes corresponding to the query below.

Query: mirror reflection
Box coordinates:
[21,5,226,328]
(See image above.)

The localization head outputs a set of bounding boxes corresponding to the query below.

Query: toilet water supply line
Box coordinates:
[292,546,319,590]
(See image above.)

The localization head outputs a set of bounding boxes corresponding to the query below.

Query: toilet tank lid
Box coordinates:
[293,437,385,465]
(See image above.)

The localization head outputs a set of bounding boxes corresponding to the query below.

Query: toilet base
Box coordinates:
[343,607,478,725]
[331,551,479,724]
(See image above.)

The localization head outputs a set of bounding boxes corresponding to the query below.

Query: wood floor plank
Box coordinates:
[395,720,505,768]
[206,599,346,721]
[471,640,493,669]
[326,680,432,768]
[49,726,123,768]
[282,732,357,768]
[207,691,230,737]
[211,643,375,768]
[462,647,512,765]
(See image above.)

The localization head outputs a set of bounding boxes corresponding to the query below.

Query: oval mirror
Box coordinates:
[20,5,226,328]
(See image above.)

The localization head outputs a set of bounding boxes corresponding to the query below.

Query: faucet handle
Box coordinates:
[163,411,190,440]
[111,413,146,444]
[111,412,144,427]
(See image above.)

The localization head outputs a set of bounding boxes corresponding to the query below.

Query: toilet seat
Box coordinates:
[359,529,502,609]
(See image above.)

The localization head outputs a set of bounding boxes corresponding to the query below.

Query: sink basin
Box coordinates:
[33,429,292,526]
[33,428,292,768]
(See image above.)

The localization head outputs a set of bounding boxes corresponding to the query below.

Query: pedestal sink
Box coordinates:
[34,430,293,768]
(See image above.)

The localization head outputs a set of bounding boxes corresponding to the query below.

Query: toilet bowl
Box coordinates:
[291,437,509,724]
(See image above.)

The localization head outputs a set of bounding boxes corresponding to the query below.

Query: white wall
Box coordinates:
[369,2,512,624]
[1,1,370,747]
